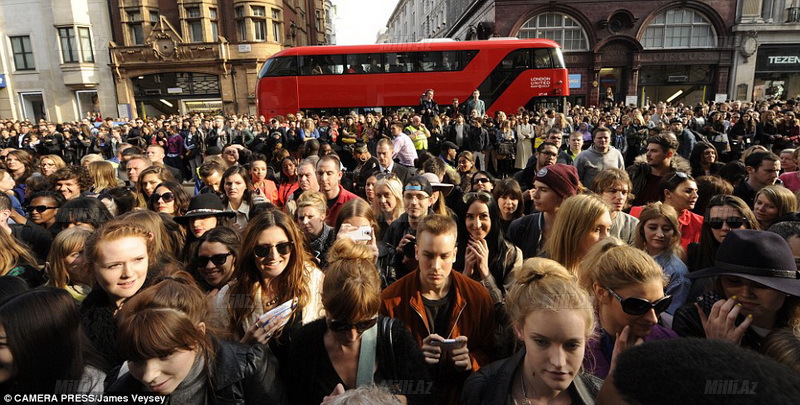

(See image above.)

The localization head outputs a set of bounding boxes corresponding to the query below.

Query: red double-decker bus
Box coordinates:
[256,38,569,118]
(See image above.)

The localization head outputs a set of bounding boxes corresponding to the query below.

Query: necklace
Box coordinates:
[520,372,532,405]
[264,296,278,308]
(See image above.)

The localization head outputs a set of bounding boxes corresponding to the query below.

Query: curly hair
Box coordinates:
[50,166,93,191]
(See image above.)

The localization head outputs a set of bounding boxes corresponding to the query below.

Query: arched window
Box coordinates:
[642,9,716,49]
[517,12,589,52]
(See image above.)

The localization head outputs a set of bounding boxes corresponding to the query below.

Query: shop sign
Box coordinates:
[569,74,581,89]
[756,46,800,72]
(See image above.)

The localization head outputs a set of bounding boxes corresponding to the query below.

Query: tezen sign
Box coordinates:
[756,46,800,73]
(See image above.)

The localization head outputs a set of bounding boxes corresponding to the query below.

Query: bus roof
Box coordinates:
[268,38,562,58]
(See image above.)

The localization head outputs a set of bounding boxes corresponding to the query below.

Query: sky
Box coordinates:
[333,0,399,45]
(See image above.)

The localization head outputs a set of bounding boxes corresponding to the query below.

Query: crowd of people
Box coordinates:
[1,91,800,404]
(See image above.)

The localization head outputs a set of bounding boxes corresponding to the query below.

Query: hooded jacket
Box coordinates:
[626,153,691,204]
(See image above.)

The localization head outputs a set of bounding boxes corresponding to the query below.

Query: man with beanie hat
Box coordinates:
[573,127,625,187]
[383,175,435,278]
[508,163,582,258]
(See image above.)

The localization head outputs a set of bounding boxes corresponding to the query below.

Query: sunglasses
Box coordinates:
[376,172,397,180]
[327,317,378,333]
[472,177,491,185]
[706,217,747,230]
[151,192,175,203]
[196,252,232,267]
[607,287,672,316]
[462,191,492,204]
[27,205,57,213]
[253,241,293,257]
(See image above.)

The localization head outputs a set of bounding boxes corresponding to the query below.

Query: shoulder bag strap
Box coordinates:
[356,322,378,388]
[381,317,398,380]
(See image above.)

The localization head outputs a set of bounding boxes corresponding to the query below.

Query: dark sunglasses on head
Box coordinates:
[196,252,232,267]
[462,191,492,204]
[607,287,672,316]
[151,192,175,203]
[253,241,293,257]
[327,317,378,333]
[27,205,57,213]
[376,172,397,180]
[706,217,747,230]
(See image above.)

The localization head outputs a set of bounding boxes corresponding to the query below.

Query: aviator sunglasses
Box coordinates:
[606,287,672,316]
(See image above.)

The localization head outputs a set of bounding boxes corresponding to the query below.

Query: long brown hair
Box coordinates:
[0,228,37,275]
[228,209,312,338]
[46,227,92,289]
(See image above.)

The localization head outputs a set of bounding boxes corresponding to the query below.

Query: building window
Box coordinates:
[253,6,267,41]
[642,9,716,49]
[10,36,35,71]
[149,10,159,24]
[127,10,144,45]
[210,8,218,41]
[272,9,282,42]
[58,27,79,63]
[236,7,246,41]
[78,27,94,63]
[517,12,589,52]
[186,7,203,42]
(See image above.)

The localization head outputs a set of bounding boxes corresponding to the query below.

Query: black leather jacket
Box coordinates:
[108,338,287,404]
[460,349,601,405]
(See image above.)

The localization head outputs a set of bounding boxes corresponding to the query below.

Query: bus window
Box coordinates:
[551,47,566,69]
[460,50,478,69]
[346,54,380,74]
[533,48,553,69]
[259,56,298,77]
[385,53,413,72]
[300,55,344,75]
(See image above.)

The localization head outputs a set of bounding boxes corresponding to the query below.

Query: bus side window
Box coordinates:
[533,48,553,69]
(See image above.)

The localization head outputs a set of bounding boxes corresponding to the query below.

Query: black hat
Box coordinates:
[688,229,800,296]
[404,175,433,196]
[206,146,222,156]
[174,193,236,224]
[442,141,458,151]
[669,118,683,125]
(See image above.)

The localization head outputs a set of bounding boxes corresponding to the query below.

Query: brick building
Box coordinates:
[439,0,738,107]
[108,0,328,118]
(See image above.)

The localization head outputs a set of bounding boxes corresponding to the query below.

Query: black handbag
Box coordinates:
[498,141,516,156]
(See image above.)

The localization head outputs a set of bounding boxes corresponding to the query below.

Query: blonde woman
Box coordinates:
[373,175,404,241]
[754,185,797,229]
[38,154,66,177]
[87,161,119,194]
[45,227,93,301]
[542,194,611,274]
[578,238,676,379]
[463,258,601,404]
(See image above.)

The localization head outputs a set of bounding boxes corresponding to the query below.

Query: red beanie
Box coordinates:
[535,164,580,198]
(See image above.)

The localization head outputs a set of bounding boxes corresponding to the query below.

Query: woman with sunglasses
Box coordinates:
[284,238,429,405]
[23,190,65,236]
[470,170,495,193]
[458,190,521,303]
[147,181,189,218]
[188,227,240,297]
[633,202,690,315]
[675,229,800,350]
[462,258,601,405]
[578,238,676,379]
[754,185,796,230]
[213,209,324,357]
[45,227,93,301]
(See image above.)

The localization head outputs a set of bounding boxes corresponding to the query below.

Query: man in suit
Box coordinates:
[376,138,414,183]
